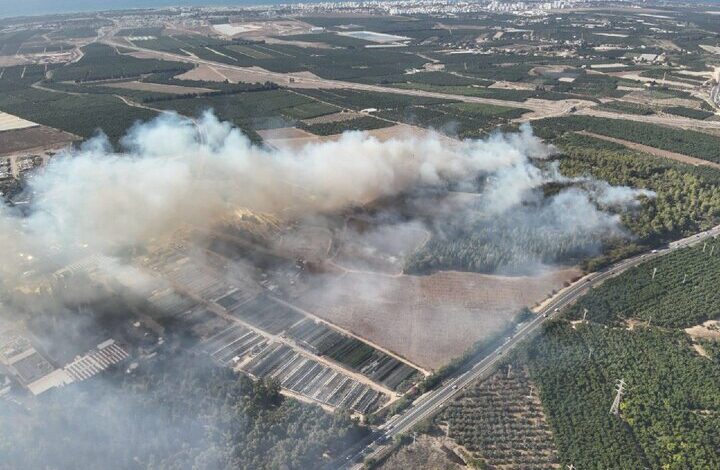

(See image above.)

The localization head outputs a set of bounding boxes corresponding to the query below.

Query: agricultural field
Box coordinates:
[51,43,192,82]
[534,116,720,163]
[299,268,580,369]
[0,87,157,142]
[441,363,559,469]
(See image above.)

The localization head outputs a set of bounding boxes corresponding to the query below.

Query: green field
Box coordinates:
[534,116,720,163]
[52,43,191,82]
[523,242,720,469]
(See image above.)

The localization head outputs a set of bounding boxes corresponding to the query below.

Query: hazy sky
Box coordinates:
[0,1,286,18]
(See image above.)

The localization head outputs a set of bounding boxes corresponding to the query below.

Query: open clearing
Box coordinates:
[259,123,436,150]
[298,268,581,369]
[685,320,720,340]
[99,80,214,94]
[174,63,334,89]
[0,125,78,156]
[0,111,37,131]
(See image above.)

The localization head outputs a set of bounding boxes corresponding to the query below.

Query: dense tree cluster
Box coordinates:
[52,44,192,82]
[558,134,720,267]
[534,116,720,163]
[526,322,720,470]
[567,241,720,328]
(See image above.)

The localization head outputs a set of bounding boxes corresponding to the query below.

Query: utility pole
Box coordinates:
[588,346,594,360]
[582,308,588,322]
[682,274,687,284]
[710,245,715,256]
[610,378,626,416]
[703,242,707,253]
[652,267,657,280]
[647,316,652,328]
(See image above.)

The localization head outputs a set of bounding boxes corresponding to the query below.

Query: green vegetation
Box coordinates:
[378,102,528,138]
[281,101,338,120]
[0,87,156,142]
[0,349,367,469]
[523,241,720,470]
[557,133,720,266]
[405,133,720,275]
[441,363,559,469]
[568,242,720,328]
[135,38,426,82]
[300,116,391,135]
[406,215,606,275]
[151,88,315,137]
[598,100,655,115]
[526,321,719,470]
[664,106,715,120]
[534,115,720,163]
[51,43,191,82]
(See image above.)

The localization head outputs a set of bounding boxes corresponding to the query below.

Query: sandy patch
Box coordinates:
[175,63,335,89]
[489,80,536,90]
[0,125,78,158]
[298,268,581,369]
[700,45,720,55]
[213,23,262,37]
[692,343,710,359]
[0,111,37,132]
[99,80,214,94]
[685,320,720,340]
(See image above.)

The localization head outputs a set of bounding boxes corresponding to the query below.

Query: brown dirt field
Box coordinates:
[173,64,228,82]
[0,125,79,157]
[298,267,581,370]
[576,131,720,170]
[379,434,467,470]
[99,80,214,94]
[259,124,440,150]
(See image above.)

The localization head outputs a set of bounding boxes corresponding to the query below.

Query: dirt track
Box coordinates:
[577,131,720,169]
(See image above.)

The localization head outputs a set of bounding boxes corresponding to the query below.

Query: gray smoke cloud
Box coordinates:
[0,111,654,299]
[0,113,552,290]
[0,111,658,470]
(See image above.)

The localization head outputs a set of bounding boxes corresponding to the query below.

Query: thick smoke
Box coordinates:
[0,111,653,295]
[0,111,657,469]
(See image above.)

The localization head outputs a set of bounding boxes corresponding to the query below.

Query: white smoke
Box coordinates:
[0,112,646,294]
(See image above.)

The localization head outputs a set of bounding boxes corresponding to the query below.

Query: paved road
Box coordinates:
[99,33,720,131]
[337,224,720,469]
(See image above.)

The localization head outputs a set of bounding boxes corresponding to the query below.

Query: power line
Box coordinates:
[610,378,626,416]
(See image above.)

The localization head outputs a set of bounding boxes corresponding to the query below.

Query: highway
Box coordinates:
[337,223,720,469]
